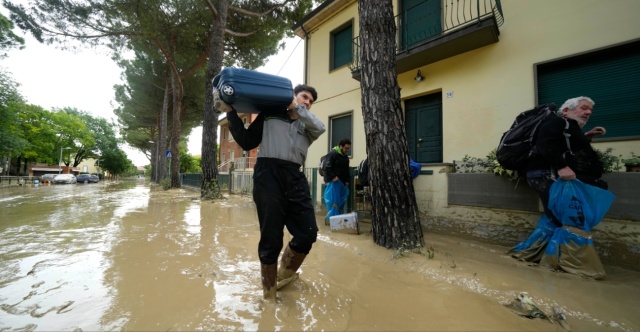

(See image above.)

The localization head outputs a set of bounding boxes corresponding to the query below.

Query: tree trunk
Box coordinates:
[158,78,170,182]
[170,59,183,188]
[358,0,424,250]
[201,0,229,200]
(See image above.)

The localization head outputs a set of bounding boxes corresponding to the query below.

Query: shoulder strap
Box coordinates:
[562,119,573,158]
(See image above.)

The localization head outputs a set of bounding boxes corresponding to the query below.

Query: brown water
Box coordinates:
[0,180,638,331]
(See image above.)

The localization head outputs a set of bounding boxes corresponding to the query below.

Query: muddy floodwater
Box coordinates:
[1,180,639,331]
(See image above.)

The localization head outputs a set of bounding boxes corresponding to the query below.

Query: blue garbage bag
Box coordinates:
[540,179,616,279]
[409,158,421,179]
[324,181,349,221]
[547,179,616,231]
[507,214,557,263]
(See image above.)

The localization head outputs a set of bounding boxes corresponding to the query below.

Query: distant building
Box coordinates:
[218,113,259,173]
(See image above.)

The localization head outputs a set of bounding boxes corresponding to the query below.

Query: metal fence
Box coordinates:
[0,176,41,187]
[180,173,230,190]
[180,166,319,199]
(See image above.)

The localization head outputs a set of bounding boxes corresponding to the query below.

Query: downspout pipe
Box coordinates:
[301,25,310,84]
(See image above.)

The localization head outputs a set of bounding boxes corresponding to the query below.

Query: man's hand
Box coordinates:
[332,176,339,182]
[557,166,576,180]
[585,126,606,138]
[213,89,233,113]
[287,97,299,119]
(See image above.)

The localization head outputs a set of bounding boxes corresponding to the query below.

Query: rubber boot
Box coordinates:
[261,263,277,301]
[277,245,307,290]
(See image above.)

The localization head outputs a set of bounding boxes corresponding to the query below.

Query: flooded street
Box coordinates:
[1,180,639,331]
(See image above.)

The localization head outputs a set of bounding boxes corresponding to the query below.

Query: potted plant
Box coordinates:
[622,152,640,172]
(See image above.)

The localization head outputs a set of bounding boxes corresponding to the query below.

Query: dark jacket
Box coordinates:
[527,116,604,181]
[324,146,350,184]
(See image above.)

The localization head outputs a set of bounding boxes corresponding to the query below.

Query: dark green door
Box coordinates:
[401,0,442,50]
[405,93,442,163]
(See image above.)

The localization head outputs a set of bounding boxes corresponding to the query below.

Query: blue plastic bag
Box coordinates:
[324,181,349,221]
[548,179,616,231]
[510,214,557,253]
[540,179,616,279]
[409,158,421,179]
[541,226,606,279]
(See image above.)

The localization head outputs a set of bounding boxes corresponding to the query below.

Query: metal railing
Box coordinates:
[0,176,42,187]
[350,0,503,71]
[218,157,257,173]
[181,173,230,190]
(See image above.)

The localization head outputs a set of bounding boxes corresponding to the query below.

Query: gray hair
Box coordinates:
[557,96,595,115]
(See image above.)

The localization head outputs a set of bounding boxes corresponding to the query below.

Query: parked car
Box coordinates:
[53,174,77,184]
[76,174,98,183]
[41,174,57,183]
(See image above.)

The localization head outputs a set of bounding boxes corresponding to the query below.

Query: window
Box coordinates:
[537,40,640,140]
[83,165,88,172]
[222,127,227,140]
[330,22,353,70]
[329,113,353,157]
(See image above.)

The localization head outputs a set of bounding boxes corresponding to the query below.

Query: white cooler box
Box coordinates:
[329,212,359,234]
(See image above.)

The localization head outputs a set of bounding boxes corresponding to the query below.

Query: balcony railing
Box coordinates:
[350,0,503,75]
[218,157,257,173]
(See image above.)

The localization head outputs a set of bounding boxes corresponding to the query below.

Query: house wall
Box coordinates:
[301,0,640,269]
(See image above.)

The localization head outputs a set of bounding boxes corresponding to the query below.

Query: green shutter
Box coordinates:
[401,0,442,49]
[332,24,352,69]
[537,41,640,139]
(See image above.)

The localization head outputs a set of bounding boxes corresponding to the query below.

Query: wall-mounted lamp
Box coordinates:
[414,69,424,82]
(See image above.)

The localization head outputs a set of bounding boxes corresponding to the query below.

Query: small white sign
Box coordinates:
[446,91,454,99]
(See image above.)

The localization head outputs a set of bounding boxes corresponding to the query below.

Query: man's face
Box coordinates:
[563,100,593,128]
[340,144,351,155]
[295,91,315,110]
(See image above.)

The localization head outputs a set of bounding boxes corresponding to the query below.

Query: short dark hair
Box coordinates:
[339,138,351,146]
[294,84,318,102]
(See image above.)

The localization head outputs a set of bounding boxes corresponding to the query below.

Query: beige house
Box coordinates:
[292,0,640,269]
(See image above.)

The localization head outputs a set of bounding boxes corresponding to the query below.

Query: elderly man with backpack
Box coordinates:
[525,96,607,230]
[507,96,610,269]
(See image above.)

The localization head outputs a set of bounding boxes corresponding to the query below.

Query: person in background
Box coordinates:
[215,84,326,301]
[324,138,351,187]
[323,139,351,220]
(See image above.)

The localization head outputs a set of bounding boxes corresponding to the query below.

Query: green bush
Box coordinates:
[160,178,171,190]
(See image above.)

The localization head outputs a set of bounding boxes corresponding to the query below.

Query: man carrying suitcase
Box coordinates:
[215,84,326,301]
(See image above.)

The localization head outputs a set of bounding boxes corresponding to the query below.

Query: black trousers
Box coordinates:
[253,158,318,265]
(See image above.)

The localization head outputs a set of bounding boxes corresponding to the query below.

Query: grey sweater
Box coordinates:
[227,105,326,166]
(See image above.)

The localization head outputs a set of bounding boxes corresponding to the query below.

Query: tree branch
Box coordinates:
[203,0,219,20]
[224,28,256,37]
[228,0,296,18]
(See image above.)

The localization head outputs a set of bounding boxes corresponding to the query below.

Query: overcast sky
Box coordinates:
[1,11,305,165]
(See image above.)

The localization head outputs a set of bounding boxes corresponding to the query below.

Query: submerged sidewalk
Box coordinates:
[311,213,640,331]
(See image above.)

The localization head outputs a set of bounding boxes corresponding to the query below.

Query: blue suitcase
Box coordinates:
[212,67,293,114]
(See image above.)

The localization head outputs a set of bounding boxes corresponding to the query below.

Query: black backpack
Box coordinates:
[496,103,560,171]
[357,158,369,186]
[318,153,329,177]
